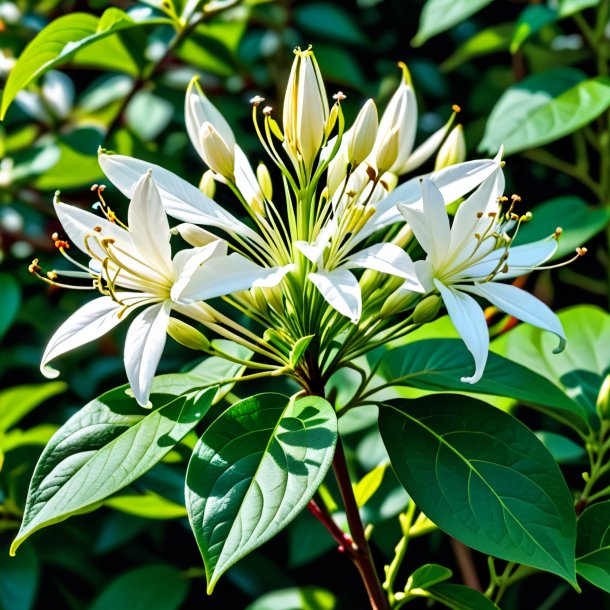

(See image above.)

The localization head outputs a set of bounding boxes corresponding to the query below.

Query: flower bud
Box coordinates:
[375,125,400,174]
[412,294,442,324]
[257,162,273,200]
[199,169,216,198]
[200,122,235,180]
[434,124,466,171]
[597,375,610,421]
[347,99,378,165]
[380,289,421,318]
[171,223,218,247]
[167,318,210,351]
[283,47,329,171]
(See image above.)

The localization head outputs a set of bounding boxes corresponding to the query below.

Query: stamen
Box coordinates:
[250,95,265,106]
[452,104,461,113]
[263,106,273,116]
[333,91,346,101]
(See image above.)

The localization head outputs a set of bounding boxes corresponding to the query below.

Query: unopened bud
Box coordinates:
[325,103,339,139]
[380,289,421,318]
[375,125,400,174]
[171,223,218,247]
[412,294,442,324]
[347,99,378,165]
[597,375,610,420]
[167,318,210,351]
[199,169,216,198]
[200,122,235,180]
[257,162,273,200]
[434,124,466,171]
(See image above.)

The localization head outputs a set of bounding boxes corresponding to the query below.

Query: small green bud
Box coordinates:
[434,124,466,171]
[167,318,210,351]
[257,162,273,200]
[597,375,610,420]
[198,169,216,198]
[412,294,442,324]
[380,289,421,318]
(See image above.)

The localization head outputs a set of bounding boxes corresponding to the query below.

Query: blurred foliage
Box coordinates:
[1,0,610,608]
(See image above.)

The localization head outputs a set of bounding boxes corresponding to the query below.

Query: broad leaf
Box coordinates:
[104,492,187,519]
[0,8,170,119]
[186,393,337,592]
[245,586,338,610]
[376,338,588,430]
[413,0,494,46]
[406,564,452,591]
[576,501,610,592]
[354,463,388,508]
[0,273,20,341]
[0,382,66,433]
[11,386,216,554]
[90,565,188,610]
[536,431,585,463]
[511,5,558,53]
[481,71,610,154]
[493,305,610,428]
[426,583,499,609]
[514,196,610,259]
[379,395,577,585]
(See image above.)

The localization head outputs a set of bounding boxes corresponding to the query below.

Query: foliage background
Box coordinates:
[0,0,608,608]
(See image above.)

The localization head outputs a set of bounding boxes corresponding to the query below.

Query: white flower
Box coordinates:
[434,124,466,171]
[295,220,423,323]
[184,77,264,212]
[347,99,378,166]
[41,172,278,406]
[398,170,566,384]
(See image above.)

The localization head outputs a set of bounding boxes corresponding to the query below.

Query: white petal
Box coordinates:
[294,220,337,266]
[434,279,489,384]
[308,269,362,323]
[99,153,261,243]
[252,264,295,288]
[124,301,171,407]
[234,145,265,209]
[128,172,172,276]
[344,242,424,291]
[178,253,273,302]
[464,282,566,352]
[400,119,451,174]
[171,223,219,247]
[170,240,228,302]
[40,297,125,379]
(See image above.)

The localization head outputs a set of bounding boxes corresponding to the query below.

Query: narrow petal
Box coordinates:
[344,243,424,291]
[252,264,295,288]
[400,118,451,174]
[294,220,336,266]
[464,282,566,352]
[434,279,489,384]
[308,269,362,323]
[178,253,274,302]
[128,172,172,276]
[40,297,125,379]
[99,153,261,243]
[124,301,171,407]
[234,145,265,210]
[171,223,219,247]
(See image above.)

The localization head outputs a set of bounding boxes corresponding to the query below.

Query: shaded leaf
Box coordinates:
[245,586,338,610]
[0,545,39,610]
[104,491,187,519]
[0,273,21,341]
[294,3,367,45]
[406,564,452,591]
[511,5,558,53]
[427,583,499,609]
[576,500,610,592]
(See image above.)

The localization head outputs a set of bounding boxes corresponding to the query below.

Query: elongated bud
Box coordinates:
[327,148,349,195]
[381,289,421,318]
[200,122,235,180]
[597,375,610,420]
[167,318,210,351]
[412,294,442,324]
[434,124,466,171]
[348,100,378,165]
[257,162,273,200]
[199,169,216,198]
[376,125,400,174]
[283,47,329,171]
[171,223,218,247]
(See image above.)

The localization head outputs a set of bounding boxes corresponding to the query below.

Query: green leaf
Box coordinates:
[426,583,499,609]
[441,23,513,72]
[126,90,174,142]
[245,586,338,610]
[511,5,558,53]
[0,8,170,119]
[354,463,388,508]
[376,338,588,430]
[2,425,58,453]
[294,3,367,45]
[90,565,188,610]
[290,335,314,367]
[186,393,337,592]
[0,382,66,434]
[406,564,452,591]
[104,491,187,519]
[536,431,585,463]
[494,305,610,428]
[413,0,494,47]
[314,44,367,92]
[0,545,39,610]
[0,273,20,341]
[559,0,600,17]
[379,395,578,586]
[11,386,216,554]
[480,71,610,155]
[515,196,610,259]
[576,500,610,592]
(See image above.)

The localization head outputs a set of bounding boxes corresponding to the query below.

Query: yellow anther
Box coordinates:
[577,247,588,256]
[47,271,58,281]
[452,104,461,113]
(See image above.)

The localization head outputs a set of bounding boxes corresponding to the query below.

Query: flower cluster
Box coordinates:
[32,47,573,405]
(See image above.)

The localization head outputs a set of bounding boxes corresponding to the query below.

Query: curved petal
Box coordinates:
[252,264,295,288]
[434,279,489,384]
[171,223,219,247]
[399,117,452,174]
[128,172,172,276]
[40,296,125,379]
[234,145,265,210]
[464,282,566,353]
[99,153,262,243]
[124,301,171,407]
[308,269,361,323]
[344,242,424,291]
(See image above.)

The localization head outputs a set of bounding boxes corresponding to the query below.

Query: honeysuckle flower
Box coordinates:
[347,99,378,165]
[39,172,282,407]
[435,124,466,171]
[283,47,329,172]
[185,77,264,212]
[398,170,566,384]
[295,219,424,323]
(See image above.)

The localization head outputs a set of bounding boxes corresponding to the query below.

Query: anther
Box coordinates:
[333,91,346,101]
[452,104,461,113]
[28,259,40,274]
[577,247,588,256]
[488,212,497,218]
[54,239,69,249]
[502,263,509,273]
[98,185,106,192]
[510,213,519,221]
[511,194,521,202]
[47,271,58,281]
[474,233,481,239]
[90,184,98,191]
[521,211,533,222]
[94,226,102,232]
[365,165,377,182]
[51,232,59,241]
[554,227,563,239]
[250,95,265,106]
[498,196,508,203]
[262,106,273,115]
[476,212,484,219]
